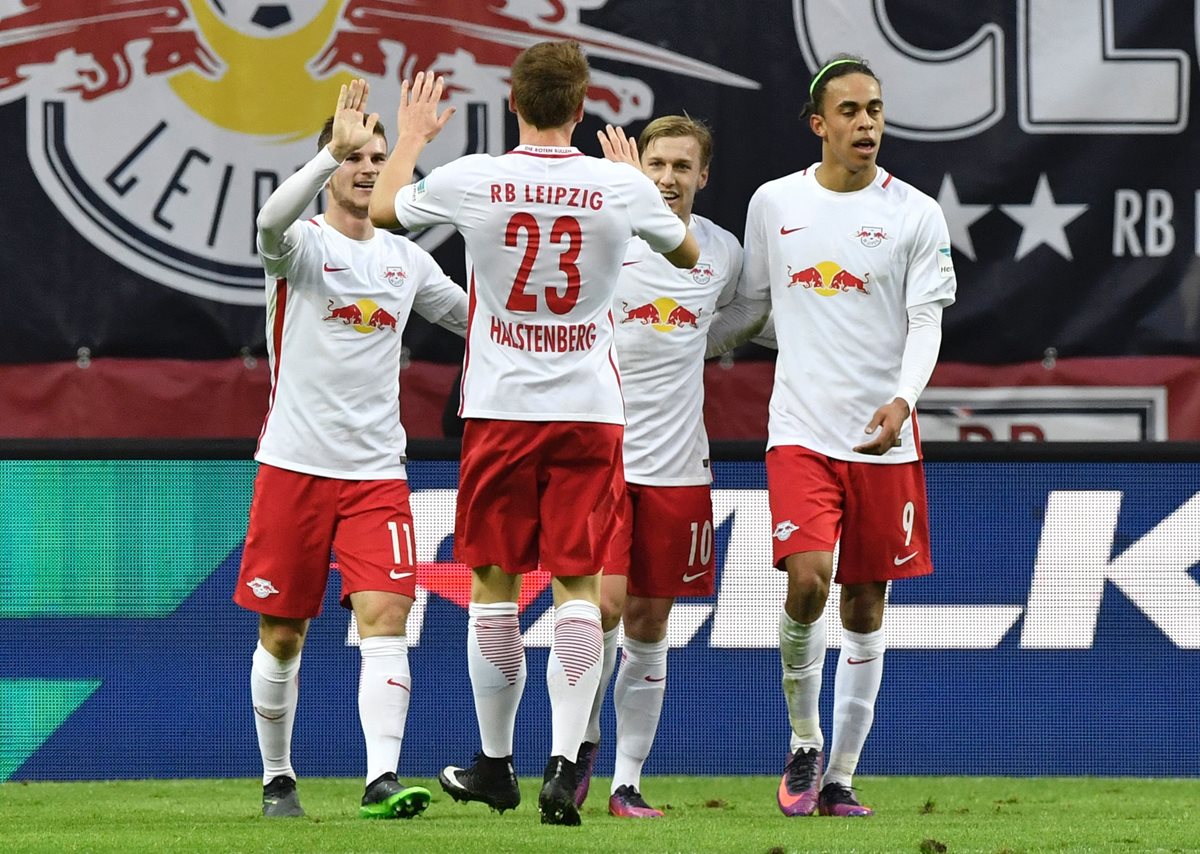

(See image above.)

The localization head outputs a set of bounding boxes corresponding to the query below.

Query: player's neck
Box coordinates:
[814,160,877,193]
[517,118,576,149]
[325,205,374,241]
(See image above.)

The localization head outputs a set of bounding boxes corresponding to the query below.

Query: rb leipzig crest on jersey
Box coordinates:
[0,0,758,305]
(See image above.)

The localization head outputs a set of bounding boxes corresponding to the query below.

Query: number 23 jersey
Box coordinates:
[393,146,686,424]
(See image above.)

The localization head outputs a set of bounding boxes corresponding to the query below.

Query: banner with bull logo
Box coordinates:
[1,0,1198,434]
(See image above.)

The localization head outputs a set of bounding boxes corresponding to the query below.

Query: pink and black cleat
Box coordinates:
[608,785,664,818]
[777,748,822,816]
[573,740,598,807]
[817,782,874,817]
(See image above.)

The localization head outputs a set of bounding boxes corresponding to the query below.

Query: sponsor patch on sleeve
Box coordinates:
[412,178,427,200]
[936,243,955,278]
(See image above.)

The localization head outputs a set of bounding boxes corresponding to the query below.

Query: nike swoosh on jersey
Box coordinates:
[779,226,808,235]
[681,570,709,583]
[622,261,641,266]
[893,552,920,566]
[323,263,349,272]
[389,570,414,579]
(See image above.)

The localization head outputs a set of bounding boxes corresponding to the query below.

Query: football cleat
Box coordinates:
[538,755,581,826]
[777,748,822,817]
[817,781,874,817]
[608,784,664,818]
[573,740,598,807]
[262,775,305,818]
[438,753,521,813]
[359,772,431,819]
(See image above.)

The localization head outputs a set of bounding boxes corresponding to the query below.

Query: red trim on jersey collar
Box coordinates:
[881,170,894,189]
[508,144,584,158]
[307,217,321,227]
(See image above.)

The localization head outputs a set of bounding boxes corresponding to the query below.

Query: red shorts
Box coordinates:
[234,464,418,619]
[606,482,715,598]
[455,419,624,576]
[765,446,932,584]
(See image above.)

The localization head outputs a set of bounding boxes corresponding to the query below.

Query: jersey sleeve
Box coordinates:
[905,199,957,309]
[255,148,338,279]
[410,246,469,335]
[624,166,687,253]
[392,159,470,230]
[739,187,771,302]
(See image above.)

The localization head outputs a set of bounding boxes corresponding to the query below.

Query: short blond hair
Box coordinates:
[638,115,713,169]
[510,40,589,129]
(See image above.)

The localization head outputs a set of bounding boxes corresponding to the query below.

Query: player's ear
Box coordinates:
[697,166,709,190]
[573,102,584,124]
[809,112,825,140]
[507,92,517,114]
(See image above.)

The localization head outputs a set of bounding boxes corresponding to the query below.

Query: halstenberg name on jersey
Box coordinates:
[489,317,598,353]
[490,183,604,210]
[936,243,955,278]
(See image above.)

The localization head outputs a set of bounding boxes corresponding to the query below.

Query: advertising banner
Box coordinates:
[3,457,1198,780]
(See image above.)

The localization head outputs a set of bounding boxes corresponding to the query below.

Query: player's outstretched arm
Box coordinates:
[369,71,456,229]
[256,79,378,255]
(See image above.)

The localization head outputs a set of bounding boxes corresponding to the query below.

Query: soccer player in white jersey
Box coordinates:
[369,41,699,826]
[739,55,956,818]
[232,79,468,821]
[570,115,747,819]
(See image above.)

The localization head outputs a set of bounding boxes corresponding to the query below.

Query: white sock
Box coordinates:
[583,627,620,744]
[547,600,603,762]
[611,636,668,793]
[358,635,410,786]
[779,610,826,753]
[825,627,886,788]
[467,602,526,758]
[251,641,300,786]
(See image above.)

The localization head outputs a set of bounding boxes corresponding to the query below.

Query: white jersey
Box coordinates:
[393,145,687,424]
[255,215,466,479]
[742,164,956,463]
[615,214,742,485]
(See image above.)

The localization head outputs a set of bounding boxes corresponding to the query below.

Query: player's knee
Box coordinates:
[785,575,829,619]
[259,618,307,659]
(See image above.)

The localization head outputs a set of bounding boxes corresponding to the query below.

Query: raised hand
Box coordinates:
[597,124,641,170]
[329,78,380,161]
[397,71,456,145]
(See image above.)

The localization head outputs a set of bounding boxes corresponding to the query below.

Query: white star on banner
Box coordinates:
[999,174,1089,261]
[936,174,991,262]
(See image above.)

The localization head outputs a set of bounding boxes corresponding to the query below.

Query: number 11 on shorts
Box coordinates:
[387,520,414,566]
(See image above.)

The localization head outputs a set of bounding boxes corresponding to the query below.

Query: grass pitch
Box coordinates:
[2,775,1197,853]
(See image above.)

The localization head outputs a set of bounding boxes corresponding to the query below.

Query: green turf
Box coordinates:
[1,776,1197,853]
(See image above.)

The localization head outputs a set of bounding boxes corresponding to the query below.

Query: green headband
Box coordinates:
[808,59,861,97]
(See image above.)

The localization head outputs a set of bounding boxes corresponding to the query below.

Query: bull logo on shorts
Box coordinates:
[246,576,280,598]
[773,520,799,541]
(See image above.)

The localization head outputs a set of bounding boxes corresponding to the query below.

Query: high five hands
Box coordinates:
[597,124,641,170]
[329,78,380,161]
[398,70,456,145]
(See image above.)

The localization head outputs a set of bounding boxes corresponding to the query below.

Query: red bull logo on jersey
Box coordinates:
[785,262,871,297]
[324,298,397,333]
[382,266,407,286]
[853,226,889,248]
[0,1,758,306]
[691,262,714,284]
[620,298,702,332]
